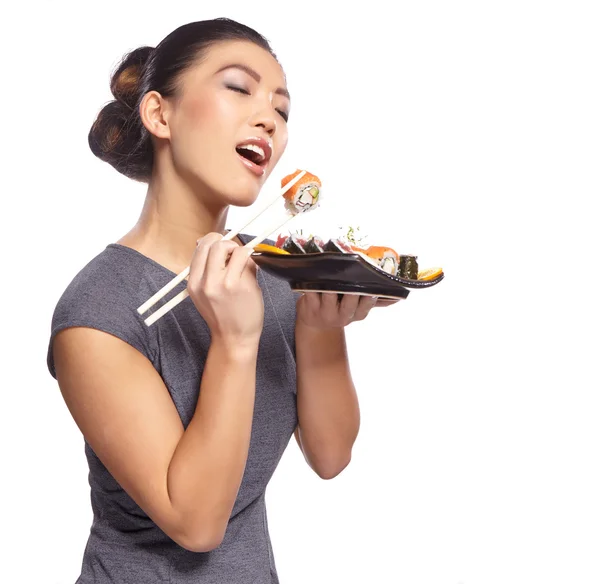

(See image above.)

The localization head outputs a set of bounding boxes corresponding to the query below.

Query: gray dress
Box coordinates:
[46,235,299,583]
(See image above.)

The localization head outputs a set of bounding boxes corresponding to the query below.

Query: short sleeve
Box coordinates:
[46,259,158,380]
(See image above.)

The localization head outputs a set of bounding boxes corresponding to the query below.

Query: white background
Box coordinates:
[1,1,599,583]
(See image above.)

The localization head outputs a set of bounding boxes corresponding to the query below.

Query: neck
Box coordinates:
[117,167,231,274]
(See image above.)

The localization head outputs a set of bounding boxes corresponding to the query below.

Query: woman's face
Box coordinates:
[160,40,290,207]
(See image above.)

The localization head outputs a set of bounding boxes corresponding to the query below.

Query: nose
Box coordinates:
[249,103,277,137]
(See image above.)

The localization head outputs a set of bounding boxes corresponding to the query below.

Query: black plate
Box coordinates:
[252,251,444,300]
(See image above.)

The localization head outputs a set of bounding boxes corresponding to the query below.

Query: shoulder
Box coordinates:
[47,245,158,378]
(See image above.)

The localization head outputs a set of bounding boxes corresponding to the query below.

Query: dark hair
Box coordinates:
[88,18,277,182]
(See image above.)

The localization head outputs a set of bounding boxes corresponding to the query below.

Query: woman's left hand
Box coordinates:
[296,292,400,329]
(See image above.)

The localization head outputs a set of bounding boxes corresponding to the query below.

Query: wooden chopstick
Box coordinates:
[137,171,307,325]
[222,170,306,243]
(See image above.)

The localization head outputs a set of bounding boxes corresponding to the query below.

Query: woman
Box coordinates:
[47,18,384,583]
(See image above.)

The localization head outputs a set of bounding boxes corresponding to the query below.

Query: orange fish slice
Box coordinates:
[253,243,290,255]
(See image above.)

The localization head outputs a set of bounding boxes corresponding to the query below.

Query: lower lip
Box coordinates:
[237,153,266,177]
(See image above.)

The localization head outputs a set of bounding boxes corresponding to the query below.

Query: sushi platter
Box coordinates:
[252,233,444,300]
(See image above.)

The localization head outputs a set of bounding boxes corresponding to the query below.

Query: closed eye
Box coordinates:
[227,85,250,95]
[227,84,288,122]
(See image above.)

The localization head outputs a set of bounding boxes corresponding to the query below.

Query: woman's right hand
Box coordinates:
[187,233,264,346]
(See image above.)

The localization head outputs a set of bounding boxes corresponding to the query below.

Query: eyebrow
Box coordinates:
[216,63,290,100]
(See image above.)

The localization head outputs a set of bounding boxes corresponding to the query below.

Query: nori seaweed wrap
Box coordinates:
[397,255,419,279]
[303,236,326,253]
[282,234,307,254]
[324,238,353,253]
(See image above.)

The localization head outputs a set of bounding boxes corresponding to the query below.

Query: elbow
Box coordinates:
[315,453,352,481]
[176,530,225,553]
[172,520,227,553]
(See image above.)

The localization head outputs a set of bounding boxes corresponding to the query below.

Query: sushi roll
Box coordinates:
[303,236,326,254]
[397,255,419,279]
[324,238,353,253]
[363,246,400,275]
[282,233,308,254]
[281,170,322,214]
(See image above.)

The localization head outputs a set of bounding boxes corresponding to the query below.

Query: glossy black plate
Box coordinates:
[252,252,444,300]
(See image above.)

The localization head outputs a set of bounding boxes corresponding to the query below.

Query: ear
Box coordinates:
[139,90,171,140]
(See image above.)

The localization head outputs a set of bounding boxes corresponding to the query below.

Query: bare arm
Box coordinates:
[54,235,264,552]
[293,294,400,478]
[293,294,366,480]
[167,336,258,544]
[55,328,256,552]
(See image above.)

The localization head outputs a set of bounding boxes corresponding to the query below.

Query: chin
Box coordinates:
[220,176,265,208]
[225,190,261,208]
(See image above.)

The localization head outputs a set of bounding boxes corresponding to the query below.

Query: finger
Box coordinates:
[195,232,224,252]
[352,295,378,321]
[321,292,339,315]
[204,240,239,280]
[246,254,259,276]
[303,292,321,313]
[375,298,402,307]
[224,246,256,282]
[338,293,360,322]
[190,233,224,279]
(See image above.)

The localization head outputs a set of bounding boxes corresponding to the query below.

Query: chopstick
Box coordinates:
[142,212,300,327]
[137,171,307,326]
[222,170,306,243]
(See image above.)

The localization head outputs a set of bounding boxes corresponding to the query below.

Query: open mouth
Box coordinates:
[236,144,266,165]
[235,138,272,173]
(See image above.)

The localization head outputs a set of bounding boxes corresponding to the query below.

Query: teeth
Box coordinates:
[238,143,265,162]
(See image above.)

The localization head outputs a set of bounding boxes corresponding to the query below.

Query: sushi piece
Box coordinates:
[282,233,308,254]
[347,245,379,268]
[324,238,353,253]
[303,236,326,254]
[363,245,400,275]
[281,170,322,214]
[397,255,419,279]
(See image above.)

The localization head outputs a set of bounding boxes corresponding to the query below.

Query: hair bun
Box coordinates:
[88,46,155,181]
[110,46,154,109]
[88,98,153,182]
